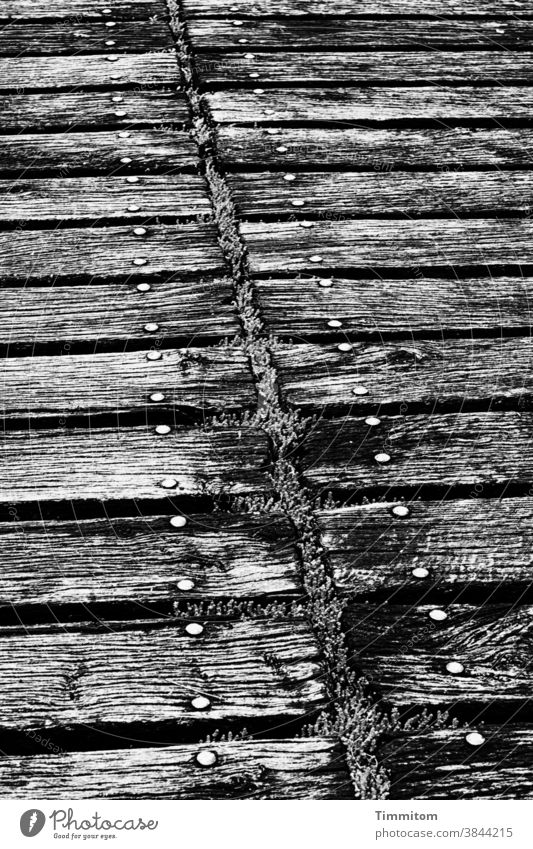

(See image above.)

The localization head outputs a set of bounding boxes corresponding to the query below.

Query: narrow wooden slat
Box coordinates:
[189,19,533,49]
[0,426,270,502]
[0,738,349,799]
[0,91,188,132]
[207,88,533,124]
[0,176,210,224]
[199,51,533,85]
[0,278,238,345]
[0,23,172,56]
[255,276,533,337]
[274,339,533,410]
[345,603,533,706]
[230,171,533,218]
[243,220,533,272]
[1,1,167,21]
[1,348,254,417]
[317,501,533,596]
[0,224,224,282]
[0,54,179,92]
[385,726,533,800]
[182,0,533,15]
[0,620,322,729]
[217,127,533,168]
[0,131,197,175]
[0,513,300,604]
[302,413,533,490]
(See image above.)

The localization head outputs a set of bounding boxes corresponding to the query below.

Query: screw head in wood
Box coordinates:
[118,131,131,138]
[120,156,132,164]
[160,477,177,489]
[137,282,151,292]
[112,95,124,102]
[465,732,485,746]
[126,175,139,183]
[392,504,410,518]
[185,622,204,637]
[310,255,323,263]
[291,199,305,206]
[149,391,165,402]
[114,110,127,117]
[365,416,381,426]
[283,173,296,182]
[106,56,119,62]
[253,88,265,94]
[128,204,141,212]
[327,319,342,328]
[177,578,195,592]
[144,322,159,332]
[134,227,147,236]
[133,258,147,266]
[196,749,217,767]
[352,385,368,395]
[374,452,391,464]
[429,608,448,622]
[191,696,211,710]
[412,567,429,579]
[147,351,162,361]
[170,515,187,528]
[338,343,353,353]
[155,424,170,435]
[446,661,465,675]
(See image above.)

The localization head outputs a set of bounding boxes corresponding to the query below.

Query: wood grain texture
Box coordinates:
[317,501,533,596]
[1,1,167,21]
[0,278,238,345]
[385,726,533,800]
[0,54,179,91]
[301,413,533,490]
[182,0,533,16]
[0,176,210,224]
[1,348,255,417]
[0,620,323,729]
[0,513,300,605]
[0,91,188,132]
[242,220,533,272]
[274,339,533,410]
[217,127,533,168]
[0,426,271,502]
[198,51,533,85]
[255,276,533,337]
[0,131,197,175]
[0,738,350,799]
[0,224,224,282]
[0,22,172,55]
[229,171,533,218]
[189,19,533,49]
[207,88,533,124]
[345,603,533,706]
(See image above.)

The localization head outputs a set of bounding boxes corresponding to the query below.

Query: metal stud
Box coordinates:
[118,131,131,138]
[185,622,204,637]
[291,199,305,207]
[170,515,187,528]
[102,7,112,13]
[155,424,170,434]
[106,56,119,62]
[196,749,218,767]
[310,255,323,263]
[446,661,465,675]
[327,319,342,328]
[160,477,177,489]
[120,156,132,164]
[277,146,288,153]
[177,578,195,592]
[149,392,165,402]
[115,110,127,117]
[338,343,353,353]
[266,128,279,135]
[147,350,162,361]
[112,95,124,102]
[253,88,265,94]
[465,732,485,746]
[191,696,211,710]
[375,452,391,464]
[300,222,315,229]
[365,416,381,426]
[144,322,159,332]
[128,204,141,212]
[352,385,368,395]
[392,504,410,518]
[429,608,448,622]
[137,282,151,292]
[109,73,120,80]
[412,566,429,579]
[133,257,147,266]
[283,173,296,182]
[126,175,139,183]
[134,227,147,236]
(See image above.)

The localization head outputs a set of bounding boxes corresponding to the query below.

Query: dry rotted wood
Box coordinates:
[384,726,533,800]
[302,413,533,490]
[0,620,322,729]
[0,54,179,92]
[0,224,224,282]
[345,603,533,707]
[230,170,533,218]
[0,513,300,605]
[198,51,533,85]
[317,501,533,597]
[0,277,237,345]
[0,426,270,502]
[1,1,167,21]
[182,0,533,15]
[255,276,533,337]
[274,339,533,410]
[0,175,210,224]
[0,131,197,176]
[207,88,533,124]
[0,91,188,132]
[217,127,533,168]
[1,348,254,417]
[242,220,533,272]
[0,23,172,55]
[0,738,349,799]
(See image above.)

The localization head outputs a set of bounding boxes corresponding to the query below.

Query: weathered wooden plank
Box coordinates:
[385,726,533,800]
[0,176,210,224]
[0,620,322,729]
[1,1,167,21]
[0,91,188,132]
[199,51,533,85]
[255,276,533,337]
[0,738,349,799]
[0,23,172,56]
[182,1,533,16]
[189,20,533,49]
[0,131,197,175]
[0,54,179,92]
[207,88,533,124]
[0,426,270,502]
[302,413,533,490]
[1,348,254,417]
[317,501,533,596]
[0,513,300,604]
[217,127,533,168]
[345,603,533,706]
[230,171,533,218]
[0,278,238,345]
[243,220,533,272]
[274,339,533,410]
[0,224,224,282]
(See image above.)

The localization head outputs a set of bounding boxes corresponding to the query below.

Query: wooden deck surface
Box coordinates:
[1,0,532,801]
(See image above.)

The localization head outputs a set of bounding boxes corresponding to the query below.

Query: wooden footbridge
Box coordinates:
[1,0,533,800]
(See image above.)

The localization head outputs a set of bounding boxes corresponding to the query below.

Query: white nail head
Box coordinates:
[466,732,485,746]
[144,322,159,332]
[232,19,244,25]
[126,175,139,183]
[277,146,288,153]
[155,424,170,435]
[137,282,151,292]
[429,608,448,622]
[105,39,116,46]
[112,95,124,102]
[120,156,132,164]
[118,131,131,138]
[352,385,368,395]
[185,622,204,637]
[338,343,353,353]
[114,110,127,117]
[392,504,410,518]
[266,128,279,135]
[375,452,391,464]
[128,204,141,212]
[249,72,260,78]
[446,661,465,675]
[283,173,296,182]
[133,257,147,266]
[160,477,177,489]
[310,255,323,263]
[106,55,119,62]
[105,21,116,27]
[238,38,248,43]
[301,221,315,229]
[134,227,147,236]
[412,566,429,578]
[149,391,165,402]
[102,7,112,13]
[365,416,381,426]
[147,351,162,361]
[196,749,218,767]
[253,88,265,94]
[170,515,187,528]
[191,696,211,710]
[291,199,304,206]
[318,277,331,285]
[177,578,195,592]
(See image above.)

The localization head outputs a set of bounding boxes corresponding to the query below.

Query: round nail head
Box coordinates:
[160,477,177,489]
[134,227,147,236]
[128,204,140,212]
[126,175,139,183]
[446,661,465,675]
[291,199,305,206]
[191,696,210,710]
[392,504,410,518]
[310,255,323,263]
[105,21,116,27]
[232,20,244,25]
[412,567,429,579]
[283,174,296,182]
[112,95,124,102]
[352,385,368,395]
[338,343,353,353]
[196,749,217,767]
[429,608,448,622]
[133,258,147,266]
[155,424,171,435]
[106,55,119,62]
[177,578,195,592]
[149,392,165,402]
[266,128,279,135]
[170,516,187,528]
[185,622,204,637]
[466,732,485,746]
[318,277,331,285]
[249,72,260,78]
[118,131,130,138]
[144,322,159,332]
[375,452,391,464]
[365,416,381,426]
[137,282,151,292]
[106,39,116,46]
[147,350,162,361]
[120,157,132,164]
